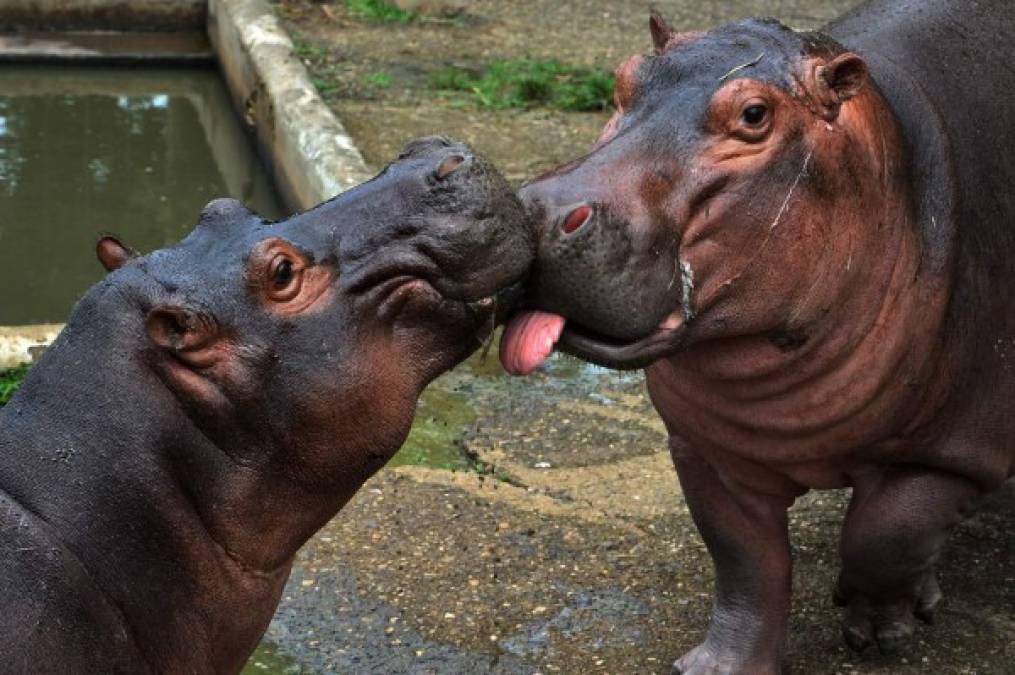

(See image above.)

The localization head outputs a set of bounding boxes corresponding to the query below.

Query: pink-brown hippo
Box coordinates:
[500,1,1014,672]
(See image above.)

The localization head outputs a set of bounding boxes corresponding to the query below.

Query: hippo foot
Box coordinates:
[671,644,780,675]
[834,572,942,655]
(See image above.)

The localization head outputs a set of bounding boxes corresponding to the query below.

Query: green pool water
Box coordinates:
[0,65,285,325]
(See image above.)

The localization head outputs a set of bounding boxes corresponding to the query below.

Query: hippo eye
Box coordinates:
[268,255,301,301]
[742,103,769,126]
[273,259,294,289]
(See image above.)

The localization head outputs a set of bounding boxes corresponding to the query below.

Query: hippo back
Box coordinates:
[830,0,1015,267]
[830,0,1015,477]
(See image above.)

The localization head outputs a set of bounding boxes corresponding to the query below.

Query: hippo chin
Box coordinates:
[0,136,532,674]
[503,1,1014,672]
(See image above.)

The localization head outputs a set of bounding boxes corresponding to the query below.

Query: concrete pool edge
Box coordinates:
[0,0,207,33]
[0,326,65,369]
[208,0,372,213]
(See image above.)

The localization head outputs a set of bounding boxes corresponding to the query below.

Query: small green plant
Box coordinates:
[0,364,30,407]
[311,76,340,97]
[363,71,394,88]
[432,59,616,112]
[346,0,418,24]
[292,39,327,61]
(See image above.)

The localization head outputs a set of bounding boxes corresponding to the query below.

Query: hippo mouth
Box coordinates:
[377,274,501,321]
[374,273,526,351]
[499,309,687,374]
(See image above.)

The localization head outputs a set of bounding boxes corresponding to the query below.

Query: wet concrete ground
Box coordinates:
[245,352,1015,675]
[249,1,1015,672]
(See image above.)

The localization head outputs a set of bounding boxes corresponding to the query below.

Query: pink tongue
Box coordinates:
[499,310,567,376]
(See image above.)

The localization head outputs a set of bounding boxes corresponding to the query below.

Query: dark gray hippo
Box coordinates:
[0,136,532,673]
[500,1,1014,672]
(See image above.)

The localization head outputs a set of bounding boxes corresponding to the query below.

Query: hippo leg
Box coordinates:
[835,466,980,655]
[671,448,794,675]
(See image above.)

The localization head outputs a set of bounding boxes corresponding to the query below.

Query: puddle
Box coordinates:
[251,552,528,675]
[0,65,285,325]
[500,585,649,658]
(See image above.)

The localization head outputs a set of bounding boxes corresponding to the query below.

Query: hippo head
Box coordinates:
[95,136,533,484]
[502,14,902,373]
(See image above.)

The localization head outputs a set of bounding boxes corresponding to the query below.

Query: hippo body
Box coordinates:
[503,0,1014,671]
[0,137,532,673]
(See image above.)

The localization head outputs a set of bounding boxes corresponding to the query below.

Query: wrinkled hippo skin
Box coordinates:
[502,1,1015,672]
[0,137,532,674]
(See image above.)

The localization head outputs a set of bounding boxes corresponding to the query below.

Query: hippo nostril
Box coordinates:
[562,205,593,234]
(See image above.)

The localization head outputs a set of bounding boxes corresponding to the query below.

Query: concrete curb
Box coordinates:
[209,0,372,212]
[0,31,213,63]
[0,326,64,370]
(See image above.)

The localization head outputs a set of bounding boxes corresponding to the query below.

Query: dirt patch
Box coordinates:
[272,0,866,180]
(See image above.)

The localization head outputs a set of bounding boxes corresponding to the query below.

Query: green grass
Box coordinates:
[292,39,327,61]
[346,0,418,24]
[432,59,616,112]
[310,76,340,97]
[0,365,29,407]
[362,71,393,88]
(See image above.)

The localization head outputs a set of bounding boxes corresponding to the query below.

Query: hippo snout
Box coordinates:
[498,165,688,375]
[272,135,535,348]
[516,178,680,342]
[372,136,537,304]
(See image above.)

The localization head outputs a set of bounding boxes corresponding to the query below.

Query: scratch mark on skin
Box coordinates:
[680,260,696,319]
[713,151,814,297]
[880,131,889,190]
[719,53,765,82]
[767,151,813,234]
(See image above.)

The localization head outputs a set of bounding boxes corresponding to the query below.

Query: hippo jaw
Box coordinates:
[329,136,534,371]
[503,17,882,374]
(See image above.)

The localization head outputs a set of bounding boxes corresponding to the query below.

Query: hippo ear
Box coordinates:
[145,305,220,367]
[648,11,704,54]
[815,53,869,116]
[96,235,138,272]
[436,154,468,179]
[649,10,675,54]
